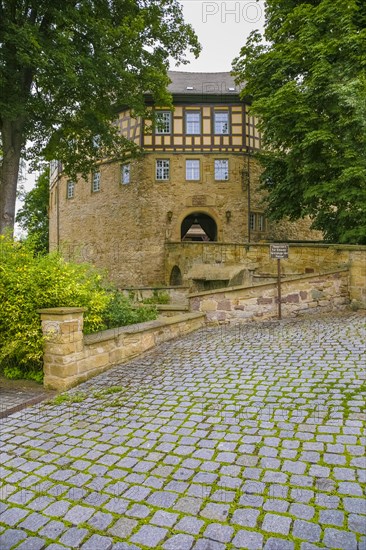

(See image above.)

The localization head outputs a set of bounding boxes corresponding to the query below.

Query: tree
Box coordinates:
[0,1,200,233]
[16,166,49,254]
[233,0,366,244]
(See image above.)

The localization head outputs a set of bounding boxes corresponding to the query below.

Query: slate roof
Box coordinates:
[167,71,242,95]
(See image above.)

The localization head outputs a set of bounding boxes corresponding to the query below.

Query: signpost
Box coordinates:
[270,244,289,320]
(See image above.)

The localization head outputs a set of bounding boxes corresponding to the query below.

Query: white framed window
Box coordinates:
[214,112,229,134]
[186,160,200,181]
[92,171,101,192]
[121,163,130,184]
[186,112,201,134]
[249,212,256,231]
[156,159,170,180]
[67,180,75,199]
[214,159,229,181]
[156,111,172,134]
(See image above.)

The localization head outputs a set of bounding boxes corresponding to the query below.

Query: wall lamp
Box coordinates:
[226,210,232,222]
[167,211,173,222]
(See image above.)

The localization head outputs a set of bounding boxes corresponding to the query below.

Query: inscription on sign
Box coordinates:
[270,243,289,259]
[192,195,207,206]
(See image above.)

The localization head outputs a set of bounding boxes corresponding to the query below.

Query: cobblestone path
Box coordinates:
[0,312,365,550]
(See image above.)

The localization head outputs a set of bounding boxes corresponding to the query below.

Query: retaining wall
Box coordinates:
[189,270,349,323]
[38,308,205,390]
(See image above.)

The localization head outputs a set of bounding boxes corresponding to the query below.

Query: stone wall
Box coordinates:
[38,308,205,390]
[166,243,366,306]
[189,270,350,323]
[49,153,320,287]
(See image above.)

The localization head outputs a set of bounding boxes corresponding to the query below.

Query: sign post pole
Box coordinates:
[270,244,289,320]
[277,258,282,320]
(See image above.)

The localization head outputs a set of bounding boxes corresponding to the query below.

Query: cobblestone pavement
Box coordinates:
[0,378,54,419]
[0,311,365,550]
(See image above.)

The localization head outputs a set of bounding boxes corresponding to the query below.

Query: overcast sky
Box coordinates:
[174,0,265,71]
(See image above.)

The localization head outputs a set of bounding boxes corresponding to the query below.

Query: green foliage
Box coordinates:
[50,392,87,405]
[0,235,158,381]
[143,289,171,304]
[101,290,157,330]
[233,0,366,244]
[16,167,49,254]
[0,0,200,232]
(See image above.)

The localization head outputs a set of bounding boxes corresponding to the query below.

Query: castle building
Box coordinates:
[49,72,321,287]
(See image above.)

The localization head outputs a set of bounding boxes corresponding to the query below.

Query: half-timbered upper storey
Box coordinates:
[116,71,262,153]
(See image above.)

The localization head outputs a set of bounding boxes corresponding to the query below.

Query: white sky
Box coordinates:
[18,0,265,217]
[174,0,265,71]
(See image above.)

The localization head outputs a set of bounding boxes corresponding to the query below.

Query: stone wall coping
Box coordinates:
[157,304,189,311]
[166,242,366,251]
[37,307,87,315]
[189,269,349,298]
[119,286,190,291]
[84,312,205,345]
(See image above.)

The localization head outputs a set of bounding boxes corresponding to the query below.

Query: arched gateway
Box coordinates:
[181,213,217,242]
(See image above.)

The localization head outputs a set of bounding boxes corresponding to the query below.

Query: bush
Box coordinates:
[102,291,157,329]
[0,236,157,381]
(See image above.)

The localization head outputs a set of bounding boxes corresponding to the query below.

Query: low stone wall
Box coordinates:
[189,270,349,323]
[38,308,205,390]
[166,242,366,307]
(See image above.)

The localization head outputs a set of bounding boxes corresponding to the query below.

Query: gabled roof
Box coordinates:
[167,71,242,96]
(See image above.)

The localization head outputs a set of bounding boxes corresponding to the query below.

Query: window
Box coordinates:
[156,111,172,134]
[186,160,200,181]
[121,163,130,184]
[92,171,101,192]
[186,112,201,134]
[156,159,170,180]
[258,214,265,231]
[67,180,75,199]
[214,159,229,181]
[250,212,266,231]
[214,112,229,134]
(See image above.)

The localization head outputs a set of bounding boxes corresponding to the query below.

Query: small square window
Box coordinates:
[186,112,201,134]
[92,171,100,192]
[214,112,229,134]
[214,159,229,181]
[67,180,75,199]
[156,112,172,134]
[156,159,170,180]
[121,163,130,184]
[186,160,200,181]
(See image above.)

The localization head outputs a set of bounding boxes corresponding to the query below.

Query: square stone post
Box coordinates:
[37,307,86,390]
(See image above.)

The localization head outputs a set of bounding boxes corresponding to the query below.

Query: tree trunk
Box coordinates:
[0,119,25,234]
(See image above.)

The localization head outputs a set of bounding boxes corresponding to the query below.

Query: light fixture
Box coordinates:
[167,211,173,222]
[226,210,232,222]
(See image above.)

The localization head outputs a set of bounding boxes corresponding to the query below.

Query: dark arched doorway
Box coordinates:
[181,213,217,241]
[170,265,183,286]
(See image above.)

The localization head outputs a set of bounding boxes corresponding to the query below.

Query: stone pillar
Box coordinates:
[37,307,86,390]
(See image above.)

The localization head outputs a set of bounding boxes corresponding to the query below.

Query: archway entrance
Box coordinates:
[181,213,217,242]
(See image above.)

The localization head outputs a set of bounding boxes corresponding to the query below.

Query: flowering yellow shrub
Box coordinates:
[0,236,111,381]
